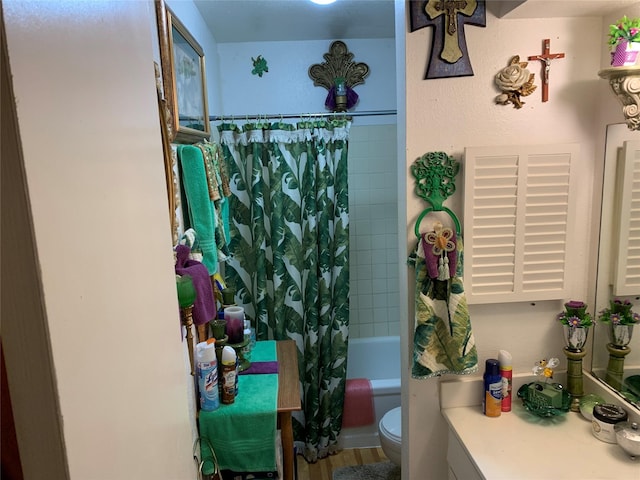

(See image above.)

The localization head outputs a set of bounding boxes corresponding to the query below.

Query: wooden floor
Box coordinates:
[296,447,389,480]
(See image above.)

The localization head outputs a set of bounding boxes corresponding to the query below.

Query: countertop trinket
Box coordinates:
[615,421,640,458]
[592,403,628,443]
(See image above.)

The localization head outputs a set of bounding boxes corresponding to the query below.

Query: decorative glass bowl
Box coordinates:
[517,381,571,417]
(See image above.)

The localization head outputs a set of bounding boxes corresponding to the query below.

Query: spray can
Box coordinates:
[483,358,502,417]
[221,345,237,404]
[196,339,219,411]
[499,350,513,412]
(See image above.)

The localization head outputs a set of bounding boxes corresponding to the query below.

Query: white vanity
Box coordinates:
[441,374,639,479]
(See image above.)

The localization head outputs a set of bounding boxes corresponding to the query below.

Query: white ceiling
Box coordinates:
[193,0,395,43]
[193,0,640,44]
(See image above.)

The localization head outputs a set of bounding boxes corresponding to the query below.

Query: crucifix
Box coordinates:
[410,0,486,79]
[527,39,565,102]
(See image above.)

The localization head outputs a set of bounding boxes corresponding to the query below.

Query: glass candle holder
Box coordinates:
[176,275,196,308]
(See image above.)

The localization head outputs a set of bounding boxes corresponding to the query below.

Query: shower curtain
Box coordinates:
[218,118,350,461]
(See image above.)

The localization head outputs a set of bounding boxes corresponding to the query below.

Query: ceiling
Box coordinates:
[193,0,395,43]
[193,0,639,44]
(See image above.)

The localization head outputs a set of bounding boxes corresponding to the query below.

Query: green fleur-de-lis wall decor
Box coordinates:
[251,55,268,77]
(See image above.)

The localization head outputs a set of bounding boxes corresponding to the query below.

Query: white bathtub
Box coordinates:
[338,335,401,449]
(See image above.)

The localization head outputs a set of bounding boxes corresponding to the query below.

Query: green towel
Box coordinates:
[410,236,478,378]
[199,341,278,473]
[177,145,218,274]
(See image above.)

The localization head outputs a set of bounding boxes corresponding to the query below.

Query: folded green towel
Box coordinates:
[199,341,278,473]
[177,145,218,274]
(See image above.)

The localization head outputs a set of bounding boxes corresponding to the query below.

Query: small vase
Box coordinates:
[608,323,634,348]
[611,40,640,67]
[563,325,589,351]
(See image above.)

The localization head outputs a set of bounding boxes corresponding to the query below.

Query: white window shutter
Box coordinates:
[463,144,579,304]
[613,140,640,296]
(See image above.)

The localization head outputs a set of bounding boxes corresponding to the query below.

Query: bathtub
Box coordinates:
[338,335,401,449]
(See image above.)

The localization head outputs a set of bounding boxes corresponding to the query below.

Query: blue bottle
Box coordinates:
[483,358,502,417]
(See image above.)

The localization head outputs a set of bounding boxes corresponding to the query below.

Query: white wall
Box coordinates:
[348,124,399,338]
[3,1,195,478]
[216,38,396,122]
[405,7,638,478]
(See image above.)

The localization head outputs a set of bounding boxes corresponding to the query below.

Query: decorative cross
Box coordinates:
[410,0,486,79]
[527,39,565,102]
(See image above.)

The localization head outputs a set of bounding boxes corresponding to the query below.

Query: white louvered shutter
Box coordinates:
[463,144,579,304]
[613,140,640,296]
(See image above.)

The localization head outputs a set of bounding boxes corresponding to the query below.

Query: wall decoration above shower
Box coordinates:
[251,55,269,77]
[155,0,211,144]
[409,0,486,79]
[494,56,537,109]
[308,40,370,112]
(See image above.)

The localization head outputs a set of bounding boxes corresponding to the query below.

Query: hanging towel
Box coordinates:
[177,145,218,274]
[410,234,478,379]
[175,244,217,326]
[341,378,375,428]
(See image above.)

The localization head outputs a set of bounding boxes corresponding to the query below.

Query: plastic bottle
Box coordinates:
[483,358,502,417]
[221,345,237,404]
[499,350,513,412]
[196,338,219,411]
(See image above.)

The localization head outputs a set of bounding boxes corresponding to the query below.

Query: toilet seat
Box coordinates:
[379,406,401,443]
[379,406,402,466]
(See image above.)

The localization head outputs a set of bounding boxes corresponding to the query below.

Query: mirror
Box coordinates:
[592,122,640,409]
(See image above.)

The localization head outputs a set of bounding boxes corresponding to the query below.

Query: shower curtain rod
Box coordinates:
[209,109,397,121]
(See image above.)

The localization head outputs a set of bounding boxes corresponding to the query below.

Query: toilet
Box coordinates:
[378,406,401,466]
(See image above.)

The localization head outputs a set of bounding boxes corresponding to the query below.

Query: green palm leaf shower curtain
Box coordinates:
[218,119,350,461]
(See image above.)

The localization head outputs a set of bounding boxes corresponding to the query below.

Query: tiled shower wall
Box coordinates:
[348,123,399,338]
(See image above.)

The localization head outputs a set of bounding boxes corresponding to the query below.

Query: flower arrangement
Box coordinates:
[608,15,640,46]
[598,298,640,325]
[557,300,593,328]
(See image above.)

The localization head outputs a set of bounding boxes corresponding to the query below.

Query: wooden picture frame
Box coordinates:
[155,0,210,144]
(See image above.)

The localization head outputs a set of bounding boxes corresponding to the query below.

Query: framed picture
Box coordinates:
[156,0,210,144]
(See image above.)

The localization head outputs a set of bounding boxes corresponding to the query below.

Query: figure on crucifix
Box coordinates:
[410,0,486,79]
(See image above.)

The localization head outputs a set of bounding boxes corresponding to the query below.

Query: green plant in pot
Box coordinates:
[609,15,640,66]
[558,300,593,351]
[598,298,640,348]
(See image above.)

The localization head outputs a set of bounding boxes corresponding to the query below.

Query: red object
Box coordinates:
[527,39,565,102]
[342,378,375,428]
[501,368,513,412]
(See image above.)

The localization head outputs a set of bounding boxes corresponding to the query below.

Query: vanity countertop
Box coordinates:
[442,402,638,479]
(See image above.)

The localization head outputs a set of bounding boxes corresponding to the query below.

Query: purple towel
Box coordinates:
[238,361,279,375]
[175,244,217,326]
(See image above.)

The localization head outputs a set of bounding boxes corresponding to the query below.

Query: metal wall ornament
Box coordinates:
[494,56,537,109]
[251,55,269,77]
[308,40,370,112]
[409,0,486,79]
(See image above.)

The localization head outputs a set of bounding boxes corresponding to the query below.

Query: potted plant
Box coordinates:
[608,15,640,66]
[598,298,639,348]
[557,300,593,351]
